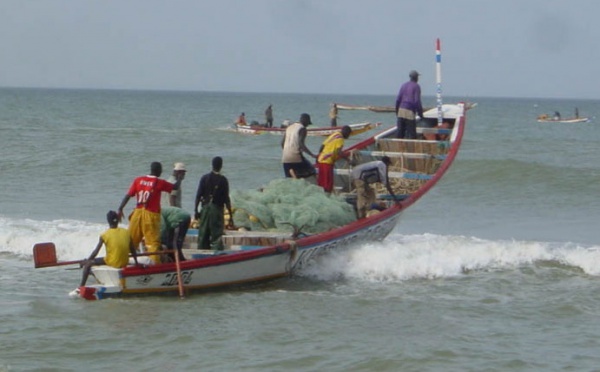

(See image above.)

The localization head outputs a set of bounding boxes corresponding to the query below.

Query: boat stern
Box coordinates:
[70,266,124,300]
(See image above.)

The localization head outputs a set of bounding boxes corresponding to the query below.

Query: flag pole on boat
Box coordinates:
[435,38,443,127]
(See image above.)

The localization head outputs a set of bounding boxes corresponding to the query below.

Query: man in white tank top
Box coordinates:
[281,113,317,178]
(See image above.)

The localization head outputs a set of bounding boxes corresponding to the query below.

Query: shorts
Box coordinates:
[283,157,316,178]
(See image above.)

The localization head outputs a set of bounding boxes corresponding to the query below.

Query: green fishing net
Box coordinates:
[230,178,356,234]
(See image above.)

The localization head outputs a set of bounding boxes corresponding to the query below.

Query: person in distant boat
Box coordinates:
[395,70,424,139]
[281,113,317,179]
[575,107,579,118]
[553,111,561,120]
[164,162,187,208]
[351,156,397,219]
[79,210,138,287]
[117,162,182,264]
[329,103,339,127]
[160,206,190,262]
[194,156,234,251]
[316,125,352,193]
[236,112,247,125]
[265,104,274,128]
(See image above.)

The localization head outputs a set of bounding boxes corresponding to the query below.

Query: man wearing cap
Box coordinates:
[395,70,424,139]
[281,113,317,179]
[351,156,397,219]
[166,162,187,208]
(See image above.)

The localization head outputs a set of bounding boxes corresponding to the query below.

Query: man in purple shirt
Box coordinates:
[395,70,424,139]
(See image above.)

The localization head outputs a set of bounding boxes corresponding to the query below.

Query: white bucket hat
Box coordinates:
[173,162,186,171]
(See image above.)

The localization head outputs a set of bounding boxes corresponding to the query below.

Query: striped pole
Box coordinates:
[436,38,443,126]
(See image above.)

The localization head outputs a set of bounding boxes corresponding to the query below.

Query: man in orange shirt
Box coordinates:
[117,162,182,264]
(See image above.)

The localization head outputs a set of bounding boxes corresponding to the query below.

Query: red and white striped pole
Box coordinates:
[435,38,443,126]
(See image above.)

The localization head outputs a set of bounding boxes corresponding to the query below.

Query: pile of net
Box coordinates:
[230,178,356,234]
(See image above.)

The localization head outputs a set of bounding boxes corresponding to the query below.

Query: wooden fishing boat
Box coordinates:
[33,101,466,300]
[33,39,466,301]
[231,121,380,136]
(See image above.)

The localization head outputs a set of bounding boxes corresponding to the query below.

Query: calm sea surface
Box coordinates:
[1,87,600,371]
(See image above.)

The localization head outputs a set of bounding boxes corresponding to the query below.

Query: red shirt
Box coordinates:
[127,175,173,213]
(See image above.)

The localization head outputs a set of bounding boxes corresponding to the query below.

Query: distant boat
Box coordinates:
[230,121,381,136]
[536,114,590,123]
[334,103,396,113]
[335,102,477,113]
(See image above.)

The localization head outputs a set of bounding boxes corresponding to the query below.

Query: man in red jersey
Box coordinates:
[117,162,182,264]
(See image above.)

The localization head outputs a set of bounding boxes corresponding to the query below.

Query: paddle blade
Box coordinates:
[33,242,58,268]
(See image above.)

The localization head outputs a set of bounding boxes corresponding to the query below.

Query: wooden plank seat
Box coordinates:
[222,231,290,248]
[183,229,290,251]
[357,150,447,160]
[416,127,452,135]
[334,168,433,181]
[343,193,410,201]
[376,138,450,156]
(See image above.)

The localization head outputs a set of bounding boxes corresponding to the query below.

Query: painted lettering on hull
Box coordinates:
[161,271,194,286]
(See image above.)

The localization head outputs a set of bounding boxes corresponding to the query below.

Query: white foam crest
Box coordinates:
[550,244,600,276]
[301,233,600,281]
[0,217,107,260]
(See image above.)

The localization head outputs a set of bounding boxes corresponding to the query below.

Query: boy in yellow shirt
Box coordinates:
[79,210,139,287]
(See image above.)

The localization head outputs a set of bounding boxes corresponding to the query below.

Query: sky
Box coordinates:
[0,0,597,99]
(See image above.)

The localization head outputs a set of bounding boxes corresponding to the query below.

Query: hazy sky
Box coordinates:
[0,0,596,99]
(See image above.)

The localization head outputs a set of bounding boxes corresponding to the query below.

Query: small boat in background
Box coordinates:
[537,109,590,123]
[537,117,590,123]
[231,121,381,136]
[334,103,396,113]
[335,102,477,113]
[536,115,590,123]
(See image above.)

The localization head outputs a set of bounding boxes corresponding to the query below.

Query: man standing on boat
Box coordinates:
[194,156,234,251]
[395,70,424,139]
[164,162,187,208]
[281,113,317,179]
[329,103,338,127]
[316,125,352,193]
[265,104,273,128]
[351,156,396,218]
[117,162,182,264]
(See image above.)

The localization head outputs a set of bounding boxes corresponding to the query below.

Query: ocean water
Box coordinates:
[1,87,600,371]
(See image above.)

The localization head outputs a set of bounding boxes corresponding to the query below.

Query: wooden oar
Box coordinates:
[33,242,178,268]
[173,247,185,300]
